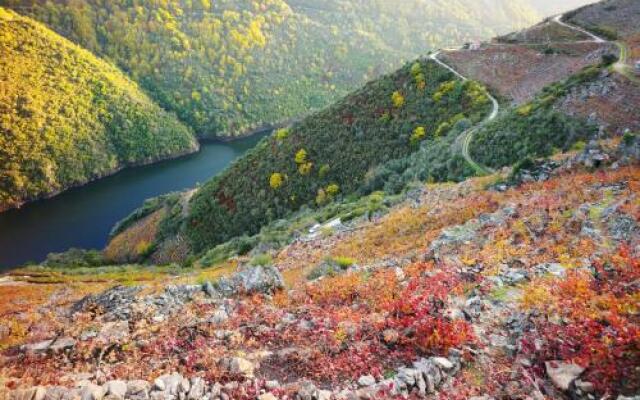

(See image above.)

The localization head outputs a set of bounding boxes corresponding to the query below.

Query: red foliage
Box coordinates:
[523,246,640,395]
[384,268,475,354]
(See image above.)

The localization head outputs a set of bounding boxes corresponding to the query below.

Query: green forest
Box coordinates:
[0,7,197,211]
[1,0,543,139]
[183,59,492,252]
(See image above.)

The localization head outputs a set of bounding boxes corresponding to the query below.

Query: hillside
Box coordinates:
[1,1,640,399]
[1,0,545,139]
[99,13,626,263]
[1,137,639,400]
[0,8,198,212]
[184,60,492,252]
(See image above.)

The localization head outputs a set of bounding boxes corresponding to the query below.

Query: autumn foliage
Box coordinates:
[522,245,640,395]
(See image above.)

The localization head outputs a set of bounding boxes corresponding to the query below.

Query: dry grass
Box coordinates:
[104,208,165,263]
[442,42,613,104]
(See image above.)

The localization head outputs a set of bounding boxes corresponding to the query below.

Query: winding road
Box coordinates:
[429,12,630,176]
[552,14,606,43]
[429,51,498,175]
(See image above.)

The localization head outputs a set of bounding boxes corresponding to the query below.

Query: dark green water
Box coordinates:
[0,134,266,270]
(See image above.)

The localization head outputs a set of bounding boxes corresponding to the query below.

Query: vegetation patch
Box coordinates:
[184,59,491,252]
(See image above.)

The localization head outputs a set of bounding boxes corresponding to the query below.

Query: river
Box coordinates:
[0,133,267,270]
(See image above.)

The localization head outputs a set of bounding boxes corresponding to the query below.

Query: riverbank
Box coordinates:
[0,134,268,270]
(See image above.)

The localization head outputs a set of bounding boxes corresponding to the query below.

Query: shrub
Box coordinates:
[184,60,491,252]
[249,253,273,266]
[270,173,285,189]
[410,126,427,144]
[42,248,106,268]
[522,246,640,395]
[274,128,290,141]
[295,149,308,165]
[392,91,405,108]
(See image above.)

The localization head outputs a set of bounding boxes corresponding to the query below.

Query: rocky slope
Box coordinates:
[1,137,639,399]
[1,1,640,399]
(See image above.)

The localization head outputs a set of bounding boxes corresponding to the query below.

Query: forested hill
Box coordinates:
[2,0,544,139]
[182,59,493,252]
[285,0,540,55]
[0,7,198,212]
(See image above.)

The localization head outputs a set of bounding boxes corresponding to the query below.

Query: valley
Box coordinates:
[1,0,639,399]
[0,135,266,270]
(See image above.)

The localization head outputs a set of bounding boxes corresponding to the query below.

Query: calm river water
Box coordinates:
[0,134,266,270]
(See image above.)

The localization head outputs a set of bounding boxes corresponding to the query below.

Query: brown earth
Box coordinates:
[496,20,590,44]
[556,71,640,134]
[567,0,640,38]
[441,42,614,104]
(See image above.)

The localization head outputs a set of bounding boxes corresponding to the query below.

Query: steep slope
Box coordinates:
[566,0,640,38]
[286,0,541,54]
[0,8,198,212]
[103,1,637,263]
[1,0,543,139]
[2,138,639,400]
[183,60,492,252]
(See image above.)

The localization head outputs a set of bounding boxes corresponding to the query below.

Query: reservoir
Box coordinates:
[0,133,266,270]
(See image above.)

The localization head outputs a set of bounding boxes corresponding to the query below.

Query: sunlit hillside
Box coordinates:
[0,7,197,212]
[2,0,545,138]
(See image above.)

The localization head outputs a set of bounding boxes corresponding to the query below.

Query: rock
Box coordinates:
[97,321,129,344]
[296,381,317,400]
[187,378,205,400]
[152,378,165,392]
[464,296,483,320]
[306,258,354,280]
[258,394,278,400]
[157,373,183,395]
[210,265,284,297]
[574,380,595,394]
[432,357,453,372]
[396,367,418,387]
[103,381,127,400]
[73,285,142,320]
[41,387,69,400]
[9,388,38,400]
[23,337,76,354]
[80,383,104,400]
[413,358,439,394]
[203,281,218,298]
[126,380,150,400]
[220,357,255,377]
[316,390,332,400]
[545,361,585,391]
[178,377,190,395]
[207,308,229,324]
[357,375,376,387]
[502,268,528,285]
[489,334,509,348]
[32,388,46,400]
[534,263,566,278]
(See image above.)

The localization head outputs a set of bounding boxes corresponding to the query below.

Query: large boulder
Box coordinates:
[206,265,284,297]
[72,286,142,320]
